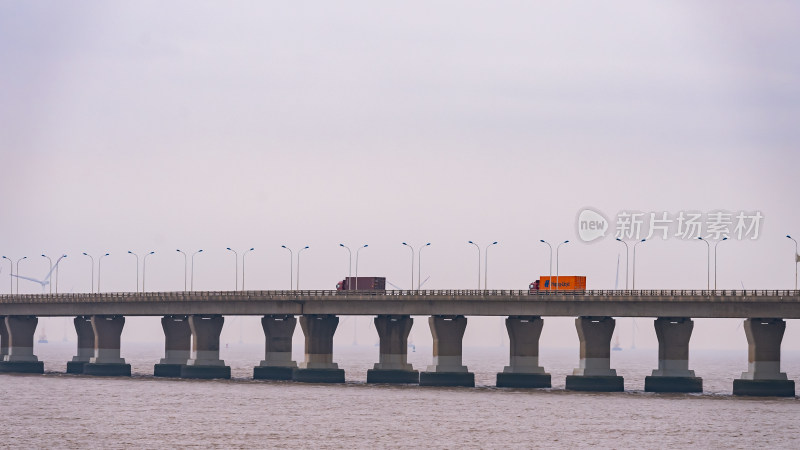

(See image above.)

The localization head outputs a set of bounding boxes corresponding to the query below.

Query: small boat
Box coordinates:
[38,331,48,344]
[612,334,622,351]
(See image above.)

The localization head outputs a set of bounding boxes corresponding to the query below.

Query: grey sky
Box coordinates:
[1,1,798,350]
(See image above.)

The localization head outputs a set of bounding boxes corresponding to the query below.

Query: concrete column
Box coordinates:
[644,318,702,392]
[294,314,344,383]
[0,316,8,360]
[66,316,94,374]
[0,316,44,373]
[367,315,419,384]
[420,315,474,387]
[182,315,230,379]
[496,316,551,388]
[254,315,298,380]
[154,315,192,377]
[733,318,795,396]
[565,316,623,391]
[84,315,131,376]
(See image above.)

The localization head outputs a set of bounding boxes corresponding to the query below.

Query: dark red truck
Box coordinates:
[336,277,386,291]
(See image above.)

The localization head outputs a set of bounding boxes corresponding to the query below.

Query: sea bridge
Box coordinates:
[0,289,798,396]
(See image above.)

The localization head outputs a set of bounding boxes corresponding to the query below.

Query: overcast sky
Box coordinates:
[1,1,798,352]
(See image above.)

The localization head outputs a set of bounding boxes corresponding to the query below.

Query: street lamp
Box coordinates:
[191,250,203,291]
[714,237,728,290]
[614,239,630,290]
[402,243,414,290]
[143,251,155,293]
[176,250,187,292]
[2,256,13,294]
[226,247,239,291]
[788,235,798,290]
[339,244,352,285]
[418,243,431,290]
[355,245,367,290]
[98,253,109,293]
[15,256,27,294]
[281,246,293,290]
[468,241,481,290]
[243,247,255,291]
[539,240,553,291]
[128,251,139,293]
[82,253,95,294]
[632,239,646,289]
[55,254,66,294]
[297,246,309,290]
[697,237,710,290]
[41,254,52,294]
[484,241,498,290]
[556,240,569,290]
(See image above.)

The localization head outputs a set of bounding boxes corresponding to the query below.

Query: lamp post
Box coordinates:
[339,244,352,286]
[697,237,710,290]
[714,237,728,290]
[787,235,798,290]
[41,254,52,294]
[81,253,95,294]
[418,243,431,290]
[143,251,155,293]
[191,250,203,291]
[484,241,498,290]
[281,246,293,290]
[55,254,66,294]
[402,243,414,290]
[614,239,630,290]
[297,246,309,290]
[539,240,553,291]
[632,239,646,289]
[556,240,569,290]
[355,245,367,290]
[15,256,27,294]
[226,248,238,291]
[468,241,481,290]
[128,251,139,293]
[2,256,13,294]
[243,247,255,291]
[98,253,109,293]
[176,250,187,292]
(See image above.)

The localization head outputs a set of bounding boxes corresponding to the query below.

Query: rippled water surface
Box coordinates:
[3,343,799,448]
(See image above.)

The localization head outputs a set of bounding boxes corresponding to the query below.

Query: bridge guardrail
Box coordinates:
[0,289,798,304]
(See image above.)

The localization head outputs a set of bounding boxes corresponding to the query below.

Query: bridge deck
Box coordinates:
[1,290,798,318]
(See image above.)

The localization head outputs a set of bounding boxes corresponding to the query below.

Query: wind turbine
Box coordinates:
[11,255,66,293]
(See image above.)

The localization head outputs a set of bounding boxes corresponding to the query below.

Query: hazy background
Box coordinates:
[1,1,798,353]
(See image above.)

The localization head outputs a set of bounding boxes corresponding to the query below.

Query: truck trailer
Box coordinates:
[336,277,387,291]
[529,276,586,292]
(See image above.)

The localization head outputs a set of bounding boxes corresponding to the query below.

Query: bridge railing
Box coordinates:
[0,289,798,303]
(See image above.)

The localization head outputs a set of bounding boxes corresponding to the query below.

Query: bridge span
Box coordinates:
[0,289,797,396]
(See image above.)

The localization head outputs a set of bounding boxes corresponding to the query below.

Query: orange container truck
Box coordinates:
[529,276,586,292]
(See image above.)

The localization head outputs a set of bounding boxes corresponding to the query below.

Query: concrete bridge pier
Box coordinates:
[733,318,795,397]
[0,316,8,362]
[67,316,94,374]
[154,315,192,377]
[420,316,474,387]
[496,316,551,388]
[0,316,44,373]
[182,315,230,379]
[84,315,131,376]
[294,315,345,383]
[565,317,623,391]
[254,315,298,380]
[367,315,419,384]
[644,318,702,392]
